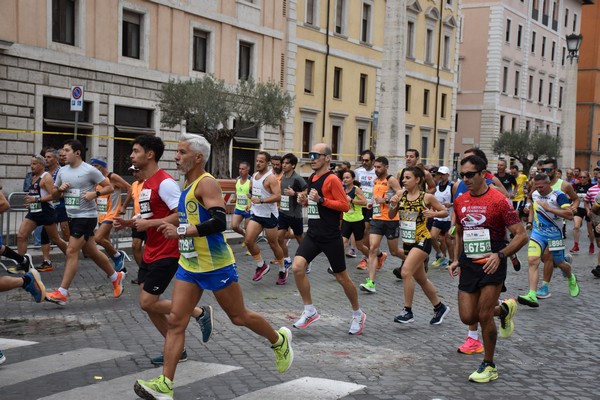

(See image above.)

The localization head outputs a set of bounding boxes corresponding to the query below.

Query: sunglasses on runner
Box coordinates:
[541,167,553,173]
[459,170,481,179]
[308,152,326,160]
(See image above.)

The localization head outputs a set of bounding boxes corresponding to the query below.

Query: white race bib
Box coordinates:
[548,238,565,251]
[178,224,198,259]
[280,195,290,211]
[307,199,319,219]
[29,199,42,213]
[64,189,81,209]
[372,202,381,218]
[463,229,492,259]
[237,194,248,207]
[400,220,416,243]
[97,197,108,214]
[252,187,262,200]
[139,188,153,219]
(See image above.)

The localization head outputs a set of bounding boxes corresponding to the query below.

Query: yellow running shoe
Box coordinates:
[469,362,498,383]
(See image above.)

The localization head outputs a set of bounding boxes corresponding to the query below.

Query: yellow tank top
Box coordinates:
[398,191,431,243]
[235,178,251,211]
[178,173,236,273]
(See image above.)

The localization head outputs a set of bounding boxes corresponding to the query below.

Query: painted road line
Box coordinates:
[38,361,242,400]
[0,338,38,350]
[233,377,366,399]
[0,348,132,389]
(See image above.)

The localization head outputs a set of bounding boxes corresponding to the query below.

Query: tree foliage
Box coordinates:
[158,76,294,178]
[492,129,561,173]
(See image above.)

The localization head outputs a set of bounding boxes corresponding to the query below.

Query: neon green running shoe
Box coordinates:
[517,291,539,308]
[272,327,294,373]
[469,361,498,383]
[568,274,580,297]
[499,298,517,338]
[359,278,376,293]
[134,375,173,400]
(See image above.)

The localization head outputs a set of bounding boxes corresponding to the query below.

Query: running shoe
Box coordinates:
[0,349,5,365]
[45,289,67,306]
[592,266,600,278]
[272,327,293,373]
[134,374,174,400]
[276,270,288,285]
[245,250,252,256]
[22,254,33,273]
[590,243,595,255]
[113,251,125,272]
[327,266,334,275]
[468,361,498,383]
[393,309,414,324]
[499,298,517,338]
[252,262,270,281]
[284,259,292,270]
[430,303,450,325]
[348,311,366,335]
[113,271,125,298]
[306,262,312,274]
[536,283,551,299]
[431,257,445,267]
[7,254,33,275]
[23,269,45,303]
[457,337,484,354]
[440,258,449,267]
[150,349,188,366]
[568,274,580,297]
[359,278,376,293]
[356,257,368,270]
[517,291,539,308]
[293,309,321,329]
[377,251,388,270]
[346,248,357,258]
[511,254,521,271]
[392,265,403,280]
[570,243,580,254]
[36,260,54,272]
[195,306,213,343]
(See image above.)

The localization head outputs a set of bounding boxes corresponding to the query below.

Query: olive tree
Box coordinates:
[492,129,561,173]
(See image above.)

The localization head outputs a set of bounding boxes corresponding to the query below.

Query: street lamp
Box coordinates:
[566,33,583,64]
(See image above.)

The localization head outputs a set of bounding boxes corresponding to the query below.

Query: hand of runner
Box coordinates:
[481,253,501,274]
[448,260,460,278]
[284,186,295,196]
[308,188,320,202]
[157,222,177,239]
[83,191,96,202]
[133,218,151,232]
[113,217,134,230]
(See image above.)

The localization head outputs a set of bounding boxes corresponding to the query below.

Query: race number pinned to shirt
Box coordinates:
[29,198,42,213]
[280,195,290,211]
[64,189,81,209]
[139,189,154,219]
[307,199,319,219]
[548,238,565,251]
[252,187,262,200]
[178,225,198,258]
[372,202,381,218]
[97,197,108,214]
[400,220,416,243]
[362,186,374,201]
[463,229,492,259]
[237,194,248,207]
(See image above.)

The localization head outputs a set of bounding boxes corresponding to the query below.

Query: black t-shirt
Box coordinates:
[495,173,517,192]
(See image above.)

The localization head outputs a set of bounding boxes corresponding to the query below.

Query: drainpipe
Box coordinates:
[433,0,444,157]
[322,0,331,141]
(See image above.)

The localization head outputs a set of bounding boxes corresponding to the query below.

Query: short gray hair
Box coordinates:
[180,133,211,166]
[32,154,47,166]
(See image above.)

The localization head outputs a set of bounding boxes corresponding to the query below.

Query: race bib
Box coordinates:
[64,189,81,209]
[237,194,248,207]
[548,238,565,251]
[139,188,153,219]
[362,186,374,200]
[97,197,108,214]
[252,187,262,200]
[280,195,290,211]
[463,229,492,259]
[29,199,42,213]
[372,202,381,218]
[307,199,319,219]
[400,220,416,243]
[178,225,198,259]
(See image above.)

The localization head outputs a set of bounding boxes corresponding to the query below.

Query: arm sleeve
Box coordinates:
[322,174,350,212]
[158,179,182,210]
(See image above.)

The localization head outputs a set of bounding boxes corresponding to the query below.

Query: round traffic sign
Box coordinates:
[72,86,83,100]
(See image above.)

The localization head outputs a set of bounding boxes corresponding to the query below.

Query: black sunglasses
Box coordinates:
[460,170,481,179]
[541,167,553,173]
[308,152,326,160]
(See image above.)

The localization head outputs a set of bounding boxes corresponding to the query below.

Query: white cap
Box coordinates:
[438,166,450,175]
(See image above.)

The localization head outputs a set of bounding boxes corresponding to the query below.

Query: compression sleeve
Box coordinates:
[195,207,227,237]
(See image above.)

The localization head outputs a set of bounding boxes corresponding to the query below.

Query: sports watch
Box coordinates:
[177,226,187,239]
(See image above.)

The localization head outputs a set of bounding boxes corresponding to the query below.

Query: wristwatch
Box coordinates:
[318,197,324,204]
[177,226,187,239]
[95,190,101,198]
[497,252,507,261]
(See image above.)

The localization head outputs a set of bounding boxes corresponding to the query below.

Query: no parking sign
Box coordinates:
[70,85,84,112]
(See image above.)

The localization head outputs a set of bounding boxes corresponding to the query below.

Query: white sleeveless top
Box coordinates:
[250,169,279,218]
[434,182,452,222]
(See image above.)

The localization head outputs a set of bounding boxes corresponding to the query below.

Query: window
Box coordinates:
[306,0,316,25]
[406,21,415,58]
[331,125,341,159]
[441,93,447,118]
[426,28,434,63]
[531,31,536,53]
[559,86,563,108]
[192,30,208,72]
[548,82,553,105]
[514,70,520,96]
[573,13,577,32]
[551,41,556,61]
[239,41,252,80]
[562,46,566,66]
[517,25,523,48]
[528,75,534,100]
[122,10,141,59]
[361,3,371,43]
[512,117,517,131]
[405,134,410,153]
[532,0,539,20]
[500,115,505,132]
[359,74,367,104]
[52,0,75,45]
[538,78,544,102]
[438,138,446,165]
[423,89,430,115]
[502,66,509,93]
[333,67,342,99]
[526,120,531,131]
[564,8,569,28]
[335,0,345,35]
[505,19,511,43]
[541,36,546,58]
[421,136,429,160]
[542,0,549,25]
[304,60,314,94]
[443,35,450,69]
[405,85,411,112]
[357,128,367,158]
[302,121,313,156]
[552,1,558,30]
[114,106,154,176]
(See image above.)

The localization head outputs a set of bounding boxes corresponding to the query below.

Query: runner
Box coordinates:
[354,150,377,269]
[430,166,454,267]
[494,160,517,198]
[340,171,370,268]
[398,149,436,194]
[276,153,308,285]
[569,171,594,254]
[518,173,580,308]
[359,156,403,293]
[134,134,292,400]
[449,154,527,383]
[388,166,450,325]
[510,164,529,222]
[90,156,131,272]
[231,161,252,249]
[291,143,366,335]
[46,139,125,305]
[116,135,212,365]
[118,165,146,283]
[245,151,284,282]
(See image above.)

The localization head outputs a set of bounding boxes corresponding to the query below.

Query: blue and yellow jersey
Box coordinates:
[178,172,235,273]
[531,189,571,234]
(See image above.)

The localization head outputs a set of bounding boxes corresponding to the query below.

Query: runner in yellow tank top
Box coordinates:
[388,166,451,325]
